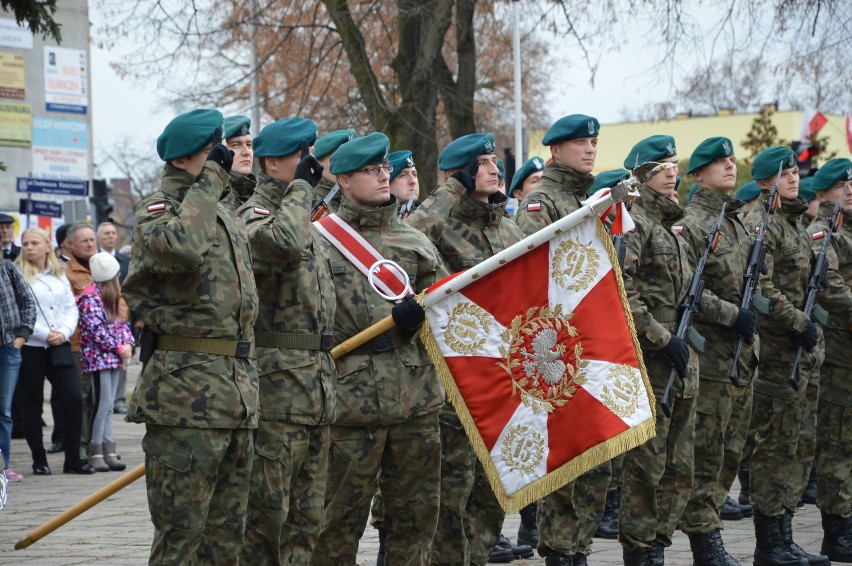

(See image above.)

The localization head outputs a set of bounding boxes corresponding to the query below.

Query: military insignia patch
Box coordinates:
[587,120,596,135]
[722,140,732,155]
[484,139,496,153]
[811,230,825,240]
[788,154,795,167]
[406,156,415,167]
[254,207,270,215]
[147,203,166,212]
[527,203,541,212]
[666,142,676,155]
[239,124,250,136]
[671,225,684,234]
[534,158,544,169]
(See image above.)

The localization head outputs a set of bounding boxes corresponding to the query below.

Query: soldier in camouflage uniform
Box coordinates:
[805,159,852,561]
[676,137,759,565]
[123,108,259,565]
[511,115,611,566]
[389,150,420,219]
[743,146,828,566]
[221,115,257,212]
[236,117,338,565]
[312,129,356,213]
[310,133,447,566]
[617,135,699,566]
[405,133,530,565]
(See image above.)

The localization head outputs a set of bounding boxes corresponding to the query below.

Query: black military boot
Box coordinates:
[518,502,540,547]
[738,469,750,506]
[544,552,574,565]
[782,511,831,565]
[687,530,741,566]
[496,533,534,559]
[720,495,745,521]
[623,547,654,566]
[753,512,808,566]
[821,512,852,562]
[802,469,818,505]
[488,542,516,564]
[376,527,386,566]
[595,489,620,539]
[649,541,665,566]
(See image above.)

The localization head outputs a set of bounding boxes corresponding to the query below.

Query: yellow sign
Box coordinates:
[0,52,24,99]
[0,102,31,147]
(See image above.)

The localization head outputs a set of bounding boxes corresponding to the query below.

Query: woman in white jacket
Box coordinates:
[15,228,95,475]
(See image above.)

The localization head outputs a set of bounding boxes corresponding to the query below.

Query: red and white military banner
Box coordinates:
[419,213,654,512]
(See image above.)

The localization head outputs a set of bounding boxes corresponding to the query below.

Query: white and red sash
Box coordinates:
[314,213,412,301]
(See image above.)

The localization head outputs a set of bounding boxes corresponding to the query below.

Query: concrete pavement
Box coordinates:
[2,357,831,565]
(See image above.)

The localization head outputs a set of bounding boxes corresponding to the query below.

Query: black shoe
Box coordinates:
[518,502,539,547]
[32,464,52,476]
[595,489,619,539]
[688,530,740,566]
[720,496,744,521]
[63,462,97,475]
[650,542,665,566]
[489,543,515,563]
[46,442,64,454]
[783,512,830,565]
[545,553,574,566]
[802,470,818,505]
[623,548,653,566]
[574,554,588,566]
[753,512,808,566]
[740,500,754,518]
[821,512,852,562]
[496,533,533,559]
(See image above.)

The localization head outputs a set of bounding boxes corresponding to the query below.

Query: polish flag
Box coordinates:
[421,215,654,512]
[798,107,828,161]
[846,111,852,154]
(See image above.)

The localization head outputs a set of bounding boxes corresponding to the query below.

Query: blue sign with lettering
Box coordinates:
[16,177,88,196]
[19,199,63,218]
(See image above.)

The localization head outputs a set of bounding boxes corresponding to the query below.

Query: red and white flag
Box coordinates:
[419,213,654,512]
[798,106,828,161]
[845,111,852,154]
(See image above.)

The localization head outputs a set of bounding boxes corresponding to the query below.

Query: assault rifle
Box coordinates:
[728,162,782,385]
[788,182,848,390]
[661,203,726,417]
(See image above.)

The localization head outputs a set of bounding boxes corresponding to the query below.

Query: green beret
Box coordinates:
[624,135,676,169]
[542,114,600,146]
[497,160,505,180]
[438,133,496,171]
[798,177,816,203]
[157,108,223,161]
[687,136,735,174]
[254,117,317,158]
[315,129,357,159]
[388,150,415,181]
[510,157,546,196]
[330,132,390,175]
[736,181,761,202]
[751,146,797,181]
[587,169,630,196]
[687,182,700,204]
[812,158,852,191]
[223,115,251,139]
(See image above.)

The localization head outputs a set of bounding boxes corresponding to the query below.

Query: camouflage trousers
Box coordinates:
[431,407,503,566]
[141,424,253,566]
[538,460,612,557]
[682,378,754,534]
[311,413,441,566]
[241,419,330,565]
[788,378,819,508]
[816,365,852,516]
[619,393,696,551]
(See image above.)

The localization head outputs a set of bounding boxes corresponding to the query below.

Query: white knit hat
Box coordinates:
[89,252,120,282]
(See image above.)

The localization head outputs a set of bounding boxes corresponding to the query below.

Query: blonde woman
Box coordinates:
[16,228,95,475]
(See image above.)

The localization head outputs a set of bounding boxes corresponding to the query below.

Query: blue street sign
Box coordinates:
[16,177,88,196]
[19,199,63,219]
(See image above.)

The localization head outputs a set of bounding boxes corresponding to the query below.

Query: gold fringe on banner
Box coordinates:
[419,218,656,513]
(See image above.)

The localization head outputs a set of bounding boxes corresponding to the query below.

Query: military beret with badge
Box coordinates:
[438,133,496,171]
[811,157,852,191]
[330,132,390,175]
[223,115,251,139]
[736,180,761,202]
[388,150,415,181]
[541,114,600,146]
[687,136,736,175]
[751,146,798,181]
[254,117,318,158]
[510,156,546,197]
[315,129,358,159]
[156,108,224,161]
[587,169,630,197]
[624,135,677,170]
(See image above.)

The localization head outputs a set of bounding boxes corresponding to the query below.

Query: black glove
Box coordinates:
[660,334,689,376]
[733,308,757,344]
[800,321,818,352]
[294,154,324,186]
[451,160,480,195]
[391,295,425,332]
[207,143,234,173]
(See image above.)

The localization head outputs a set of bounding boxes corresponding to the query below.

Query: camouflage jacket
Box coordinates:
[744,196,823,396]
[405,177,468,241]
[320,196,448,426]
[677,189,759,384]
[515,163,594,236]
[622,185,699,397]
[237,172,337,425]
[311,177,343,215]
[221,171,257,212]
[124,163,259,429]
[808,202,852,371]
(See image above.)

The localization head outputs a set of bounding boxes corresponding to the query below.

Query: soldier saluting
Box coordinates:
[123,108,259,565]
